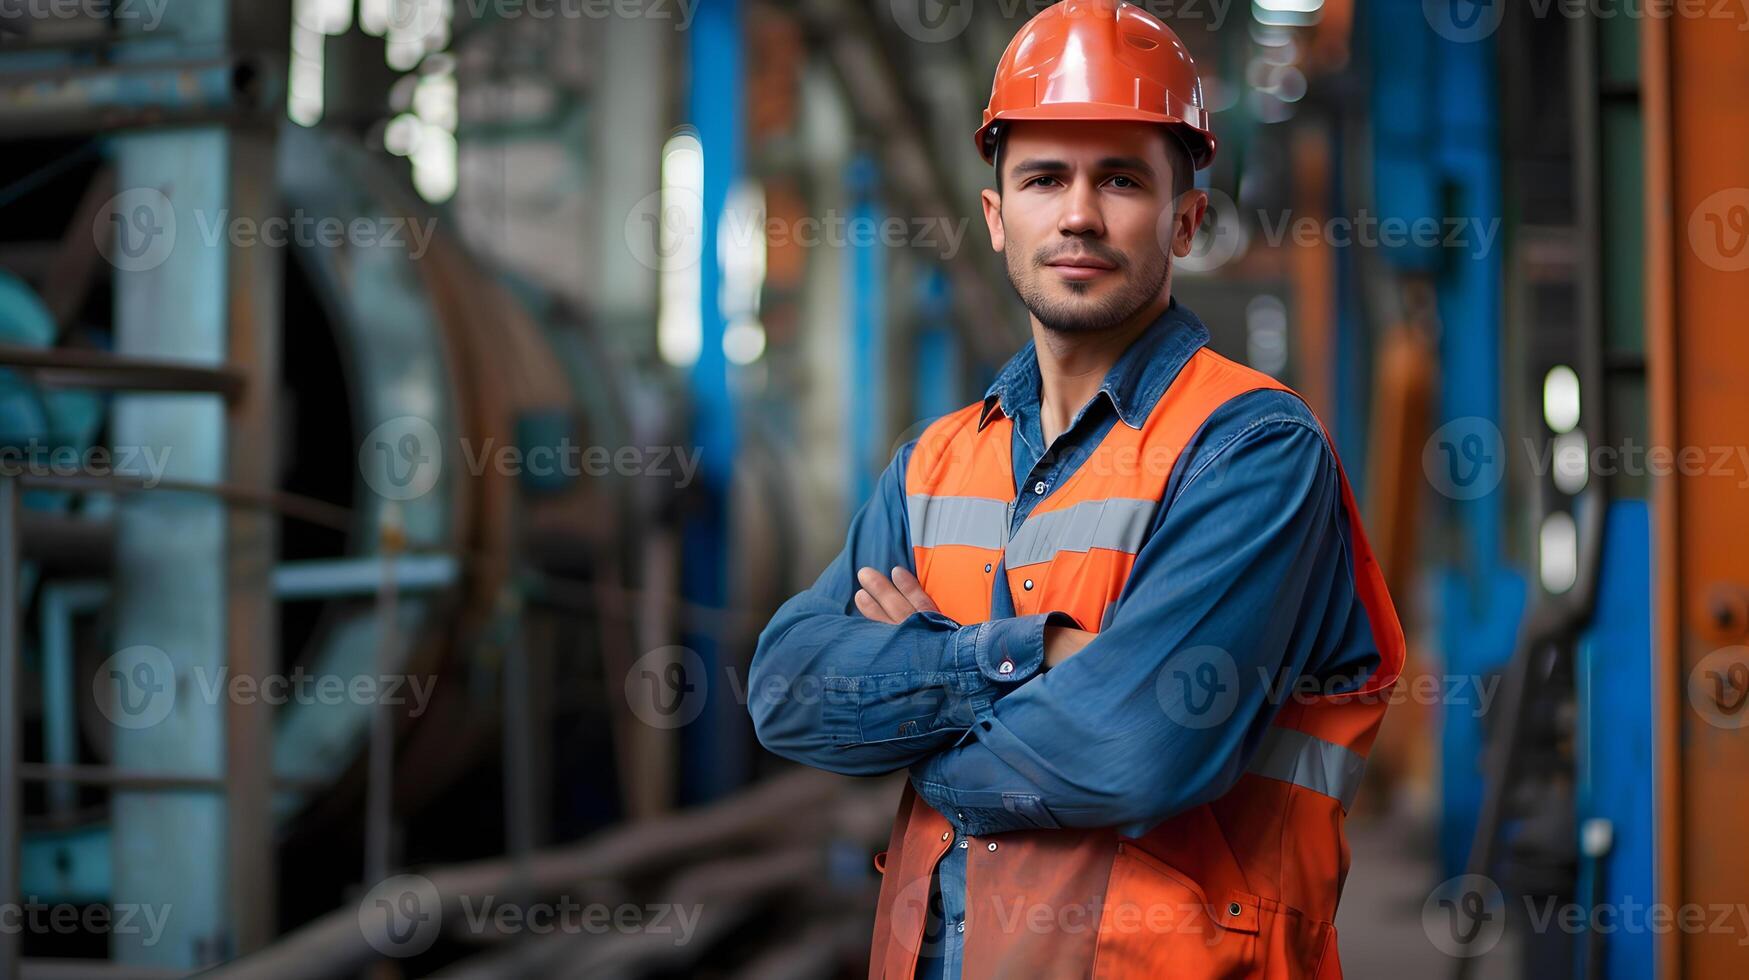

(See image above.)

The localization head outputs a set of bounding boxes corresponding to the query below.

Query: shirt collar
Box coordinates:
[978,299,1211,432]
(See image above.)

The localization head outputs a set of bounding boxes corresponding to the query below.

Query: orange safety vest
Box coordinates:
[869,347,1405,979]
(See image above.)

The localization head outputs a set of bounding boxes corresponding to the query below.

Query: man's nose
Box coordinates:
[1057,178,1106,237]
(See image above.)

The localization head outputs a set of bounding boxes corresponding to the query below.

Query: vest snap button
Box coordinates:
[941,831,950,841]
[1023,579,1034,590]
[984,563,992,573]
[998,659,1014,674]
[987,841,998,852]
[1228,901,1242,916]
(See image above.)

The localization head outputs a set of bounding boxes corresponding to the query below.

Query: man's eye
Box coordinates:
[1026,176,1061,188]
[1108,175,1138,189]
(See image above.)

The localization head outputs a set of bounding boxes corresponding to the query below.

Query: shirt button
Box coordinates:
[956,921,966,933]
[956,811,965,820]
[1034,481,1046,495]
[1022,579,1034,591]
[998,659,1014,675]
[957,840,968,849]
[987,841,999,852]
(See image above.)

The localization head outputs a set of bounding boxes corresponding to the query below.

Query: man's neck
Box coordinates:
[1031,294,1171,447]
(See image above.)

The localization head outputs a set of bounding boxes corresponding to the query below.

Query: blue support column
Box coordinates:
[844,155,887,513]
[913,266,961,424]
[1362,1,1523,877]
[679,0,746,803]
[1575,502,1655,979]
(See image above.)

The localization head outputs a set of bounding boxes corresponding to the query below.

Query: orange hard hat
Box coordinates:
[975,0,1215,170]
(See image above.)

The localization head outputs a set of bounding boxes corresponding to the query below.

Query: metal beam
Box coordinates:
[0,344,247,400]
[1643,7,1749,978]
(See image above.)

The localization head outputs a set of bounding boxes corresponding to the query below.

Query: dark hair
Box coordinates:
[992,125,1195,202]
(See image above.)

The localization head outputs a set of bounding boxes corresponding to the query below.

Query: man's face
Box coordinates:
[981,119,1207,334]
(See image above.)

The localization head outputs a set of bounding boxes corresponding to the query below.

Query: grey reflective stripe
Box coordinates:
[907,494,1007,551]
[1004,497,1155,568]
[1245,727,1368,811]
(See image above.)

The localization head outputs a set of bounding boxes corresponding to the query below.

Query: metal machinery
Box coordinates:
[0,2,842,975]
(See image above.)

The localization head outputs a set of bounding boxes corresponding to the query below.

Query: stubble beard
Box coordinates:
[1005,240,1171,335]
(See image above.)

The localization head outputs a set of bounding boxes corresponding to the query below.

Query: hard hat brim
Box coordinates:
[975,106,1216,171]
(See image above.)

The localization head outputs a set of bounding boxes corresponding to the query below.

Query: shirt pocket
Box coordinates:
[1089,842,1264,980]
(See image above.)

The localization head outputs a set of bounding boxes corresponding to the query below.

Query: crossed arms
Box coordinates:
[748,395,1378,837]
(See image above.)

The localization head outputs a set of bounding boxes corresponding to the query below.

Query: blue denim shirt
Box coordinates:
[748,301,1382,979]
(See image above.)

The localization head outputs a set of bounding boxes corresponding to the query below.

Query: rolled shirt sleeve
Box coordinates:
[748,442,1053,776]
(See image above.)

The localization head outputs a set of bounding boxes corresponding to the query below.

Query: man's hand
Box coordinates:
[1045,625,1096,668]
[854,566,942,624]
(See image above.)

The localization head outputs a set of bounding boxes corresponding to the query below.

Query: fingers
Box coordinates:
[890,566,941,614]
[853,586,897,624]
[855,566,916,623]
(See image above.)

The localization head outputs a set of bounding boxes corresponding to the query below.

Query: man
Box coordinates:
[749,1,1404,977]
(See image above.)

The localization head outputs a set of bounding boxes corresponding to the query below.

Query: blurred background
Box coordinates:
[0,0,1746,976]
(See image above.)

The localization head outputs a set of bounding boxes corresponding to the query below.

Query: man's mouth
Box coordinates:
[1043,253,1119,281]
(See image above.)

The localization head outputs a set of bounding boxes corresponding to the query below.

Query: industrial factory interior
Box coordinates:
[0,0,1745,976]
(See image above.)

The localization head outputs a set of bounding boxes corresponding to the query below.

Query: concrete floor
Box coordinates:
[1336,815,1520,980]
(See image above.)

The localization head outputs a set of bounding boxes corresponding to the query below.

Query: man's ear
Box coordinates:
[980,187,1005,253]
[1169,188,1209,258]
